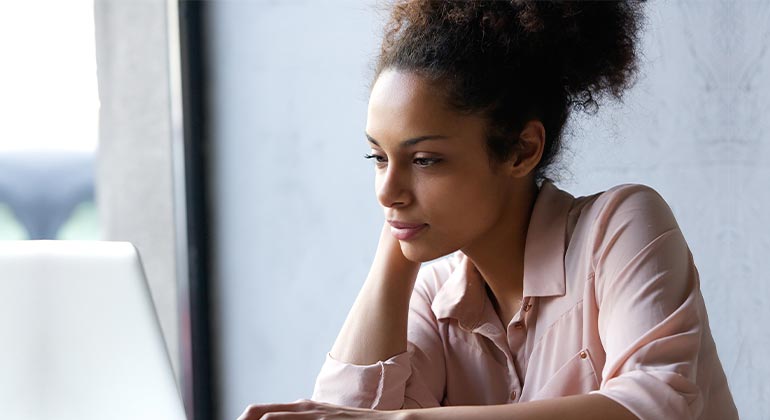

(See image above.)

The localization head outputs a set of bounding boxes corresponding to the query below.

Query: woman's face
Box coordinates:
[365,68,521,262]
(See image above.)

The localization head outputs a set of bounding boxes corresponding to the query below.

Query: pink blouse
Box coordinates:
[311,181,738,419]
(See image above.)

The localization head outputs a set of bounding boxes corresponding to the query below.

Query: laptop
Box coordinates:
[0,241,187,420]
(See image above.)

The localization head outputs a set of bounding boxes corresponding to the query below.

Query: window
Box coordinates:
[0,0,99,240]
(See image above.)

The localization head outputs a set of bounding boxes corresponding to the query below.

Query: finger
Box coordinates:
[262,411,325,420]
[237,401,315,420]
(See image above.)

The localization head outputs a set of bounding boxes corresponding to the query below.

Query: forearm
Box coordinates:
[329,224,420,365]
[400,394,637,420]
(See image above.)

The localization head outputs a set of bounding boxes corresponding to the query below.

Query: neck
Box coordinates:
[461,180,538,326]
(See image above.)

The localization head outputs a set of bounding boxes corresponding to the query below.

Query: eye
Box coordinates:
[413,157,441,167]
[363,153,387,165]
[364,153,441,168]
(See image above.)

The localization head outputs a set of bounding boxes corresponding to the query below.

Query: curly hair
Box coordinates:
[372,0,646,182]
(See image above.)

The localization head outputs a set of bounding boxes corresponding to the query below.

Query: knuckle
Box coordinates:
[238,404,264,419]
[296,398,314,408]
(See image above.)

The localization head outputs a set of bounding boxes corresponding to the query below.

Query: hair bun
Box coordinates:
[514,1,646,112]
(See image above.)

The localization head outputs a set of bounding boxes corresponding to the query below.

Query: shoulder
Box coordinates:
[571,184,692,298]
[573,183,680,241]
[568,183,687,275]
[575,182,673,216]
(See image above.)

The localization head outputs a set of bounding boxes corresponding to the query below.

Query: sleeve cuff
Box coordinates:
[311,351,412,410]
[590,370,703,420]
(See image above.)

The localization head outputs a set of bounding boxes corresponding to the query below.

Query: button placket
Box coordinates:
[510,298,530,332]
[522,296,533,313]
[508,371,521,402]
[506,302,527,395]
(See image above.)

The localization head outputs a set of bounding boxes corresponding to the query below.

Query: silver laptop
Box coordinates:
[0,241,187,420]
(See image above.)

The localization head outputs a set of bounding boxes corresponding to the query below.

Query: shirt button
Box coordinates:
[579,351,588,359]
[510,390,517,400]
[523,303,532,312]
[513,322,524,329]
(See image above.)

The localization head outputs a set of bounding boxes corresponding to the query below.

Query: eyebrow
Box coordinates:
[365,133,450,148]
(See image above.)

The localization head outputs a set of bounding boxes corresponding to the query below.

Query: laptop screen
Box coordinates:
[0,241,187,420]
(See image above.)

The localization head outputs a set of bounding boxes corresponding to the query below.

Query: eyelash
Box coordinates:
[363,153,441,168]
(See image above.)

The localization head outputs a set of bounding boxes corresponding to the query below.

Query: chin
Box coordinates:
[399,240,458,264]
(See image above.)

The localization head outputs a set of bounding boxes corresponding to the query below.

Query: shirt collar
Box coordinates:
[431,180,575,328]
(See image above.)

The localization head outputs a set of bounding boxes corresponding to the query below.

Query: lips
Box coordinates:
[388,220,428,240]
[388,220,426,229]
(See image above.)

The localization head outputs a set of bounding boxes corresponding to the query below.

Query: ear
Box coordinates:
[508,120,545,178]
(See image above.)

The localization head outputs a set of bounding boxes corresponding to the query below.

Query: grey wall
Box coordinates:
[207,1,768,419]
[207,2,386,418]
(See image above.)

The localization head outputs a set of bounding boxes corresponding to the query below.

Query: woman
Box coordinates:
[240,1,737,419]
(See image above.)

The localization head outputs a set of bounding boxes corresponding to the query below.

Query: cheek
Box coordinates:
[419,180,502,243]
[399,179,504,262]
[422,179,500,226]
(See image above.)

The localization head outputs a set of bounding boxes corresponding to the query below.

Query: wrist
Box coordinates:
[392,409,420,420]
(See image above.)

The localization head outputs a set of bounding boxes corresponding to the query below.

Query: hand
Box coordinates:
[375,220,421,274]
[237,399,401,420]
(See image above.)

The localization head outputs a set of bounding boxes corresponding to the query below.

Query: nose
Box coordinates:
[375,164,411,209]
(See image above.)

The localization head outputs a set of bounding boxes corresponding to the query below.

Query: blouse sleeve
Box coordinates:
[311,264,446,410]
[587,185,706,419]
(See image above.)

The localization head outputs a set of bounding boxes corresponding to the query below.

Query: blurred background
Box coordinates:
[1,0,767,419]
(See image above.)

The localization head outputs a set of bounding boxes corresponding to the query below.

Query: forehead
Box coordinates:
[366,69,480,144]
